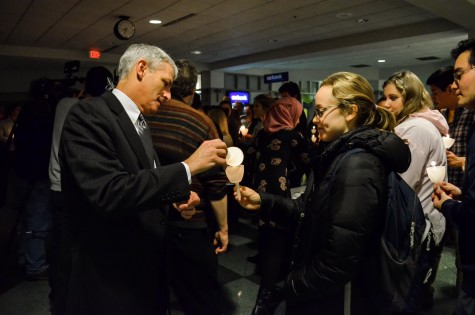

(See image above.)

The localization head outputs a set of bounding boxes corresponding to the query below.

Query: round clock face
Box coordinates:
[114,19,135,40]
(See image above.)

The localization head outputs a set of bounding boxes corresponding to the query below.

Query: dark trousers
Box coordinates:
[455,289,475,315]
[49,190,74,315]
[258,225,292,290]
[23,179,51,274]
[2,170,52,273]
[167,225,221,315]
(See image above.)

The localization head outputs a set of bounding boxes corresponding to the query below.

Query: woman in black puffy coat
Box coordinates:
[235,72,411,315]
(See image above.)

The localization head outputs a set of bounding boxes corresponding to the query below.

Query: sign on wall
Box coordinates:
[264,72,288,83]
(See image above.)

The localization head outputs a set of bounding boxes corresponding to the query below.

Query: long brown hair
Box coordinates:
[383,70,433,122]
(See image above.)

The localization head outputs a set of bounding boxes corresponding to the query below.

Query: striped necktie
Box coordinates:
[137,114,155,167]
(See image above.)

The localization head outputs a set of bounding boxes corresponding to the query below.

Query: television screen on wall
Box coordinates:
[228,91,250,105]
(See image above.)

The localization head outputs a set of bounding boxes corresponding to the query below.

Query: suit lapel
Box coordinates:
[101,92,153,169]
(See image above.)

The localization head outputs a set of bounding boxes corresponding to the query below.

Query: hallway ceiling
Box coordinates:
[0,0,473,73]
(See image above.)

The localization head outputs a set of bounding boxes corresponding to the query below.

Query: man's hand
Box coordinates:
[432,183,452,210]
[214,227,229,254]
[185,139,227,176]
[432,181,461,210]
[234,186,261,211]
[438,181,462,198]
[173,191,200,219]
[447,151,465,170]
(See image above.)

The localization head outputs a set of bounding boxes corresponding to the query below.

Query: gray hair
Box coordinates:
[117,44,177,81]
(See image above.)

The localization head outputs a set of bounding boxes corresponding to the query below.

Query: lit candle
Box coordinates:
[311,126,316,135]
[311,134,317,143]
[239,125,248,136]
[426,161,446,183]
[226,147,244,166]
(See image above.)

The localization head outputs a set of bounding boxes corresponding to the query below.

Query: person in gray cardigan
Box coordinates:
[48,66,113,315]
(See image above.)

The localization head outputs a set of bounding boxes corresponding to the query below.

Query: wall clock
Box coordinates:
[114,18,135,40]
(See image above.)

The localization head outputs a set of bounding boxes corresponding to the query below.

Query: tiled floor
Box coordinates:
[0,212,459,315]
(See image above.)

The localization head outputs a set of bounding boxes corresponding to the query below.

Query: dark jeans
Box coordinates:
[3,169,52,274]
[23,178,52,274]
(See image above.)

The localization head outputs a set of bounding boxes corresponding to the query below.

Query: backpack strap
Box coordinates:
[344,282,352,315]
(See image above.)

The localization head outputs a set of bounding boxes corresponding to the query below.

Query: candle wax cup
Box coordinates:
[225,165,244,183]
[226,147,244,166]
[426,165,446,183]
[442,136,455,149]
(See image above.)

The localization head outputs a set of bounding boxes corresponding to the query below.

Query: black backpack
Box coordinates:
[331,148,430,313]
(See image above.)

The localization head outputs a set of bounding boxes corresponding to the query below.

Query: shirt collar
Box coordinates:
[112,88,141,124]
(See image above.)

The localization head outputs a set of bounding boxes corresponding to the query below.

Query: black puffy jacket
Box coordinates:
[259,127,411,315]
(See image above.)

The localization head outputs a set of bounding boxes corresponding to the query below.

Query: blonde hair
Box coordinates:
[383,70,433,122]
[322,72,396,132]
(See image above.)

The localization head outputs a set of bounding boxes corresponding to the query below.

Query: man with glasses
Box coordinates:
[434,38,475,315]
[427,66,475,297]
[427,66,475,190]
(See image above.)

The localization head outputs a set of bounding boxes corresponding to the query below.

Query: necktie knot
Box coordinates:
[138,114,147,130]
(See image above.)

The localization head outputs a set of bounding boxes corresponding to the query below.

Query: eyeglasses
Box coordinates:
[454,66,475,84]
[314,105,339,119]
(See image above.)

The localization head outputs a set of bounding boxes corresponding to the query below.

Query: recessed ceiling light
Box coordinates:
[149,20,162,24]
[190,50,202,55]
[268,39,277,43]
[358,18,369,23]
[378,59,386,63]
[336,12,353,19]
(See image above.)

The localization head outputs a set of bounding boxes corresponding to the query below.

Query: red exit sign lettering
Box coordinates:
[89,50,101,59]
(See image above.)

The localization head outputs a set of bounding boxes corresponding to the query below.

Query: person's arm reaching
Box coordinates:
[210,195,229,254]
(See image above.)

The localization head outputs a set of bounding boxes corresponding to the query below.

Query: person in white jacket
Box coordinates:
[383,70,448,310]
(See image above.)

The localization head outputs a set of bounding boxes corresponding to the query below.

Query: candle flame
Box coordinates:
[431,161,436,167]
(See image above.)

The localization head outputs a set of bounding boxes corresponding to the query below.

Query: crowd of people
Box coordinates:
[236,39,475,315]
[0,38,475,315]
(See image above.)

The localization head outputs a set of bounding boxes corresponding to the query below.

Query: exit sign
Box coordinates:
[89,50,101,59]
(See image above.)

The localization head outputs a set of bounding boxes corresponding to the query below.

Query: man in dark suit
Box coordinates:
[59,44,227,315]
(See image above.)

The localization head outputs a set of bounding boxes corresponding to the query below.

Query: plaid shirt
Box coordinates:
[442,107,475,188]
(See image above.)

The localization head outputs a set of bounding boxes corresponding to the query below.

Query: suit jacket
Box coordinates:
[59,91,190,315]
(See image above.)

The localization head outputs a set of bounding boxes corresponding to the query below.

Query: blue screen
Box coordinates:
[229,91,250,104]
